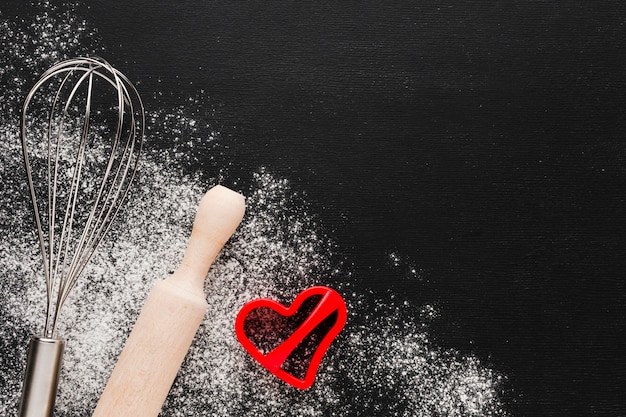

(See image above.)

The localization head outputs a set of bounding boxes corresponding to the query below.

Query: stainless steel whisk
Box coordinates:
[18,57,144,417]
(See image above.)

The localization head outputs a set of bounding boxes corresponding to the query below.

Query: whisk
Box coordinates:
[18,57,144,417]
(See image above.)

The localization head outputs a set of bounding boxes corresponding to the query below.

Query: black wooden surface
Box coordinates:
[8,1,626,415]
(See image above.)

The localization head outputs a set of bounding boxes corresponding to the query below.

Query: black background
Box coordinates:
[7,1,626,416]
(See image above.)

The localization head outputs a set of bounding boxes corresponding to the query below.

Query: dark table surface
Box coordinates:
[2,1,626,416]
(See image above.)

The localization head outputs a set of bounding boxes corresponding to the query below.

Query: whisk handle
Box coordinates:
[18,336,65,417]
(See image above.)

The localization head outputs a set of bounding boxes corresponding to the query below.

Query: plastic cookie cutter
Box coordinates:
[235,286,347,389]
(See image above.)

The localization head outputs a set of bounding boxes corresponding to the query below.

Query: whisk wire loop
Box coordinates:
[51,70,95,335]
[20,57,144,339]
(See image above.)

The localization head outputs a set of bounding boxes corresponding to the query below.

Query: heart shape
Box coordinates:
[235,286,347,389]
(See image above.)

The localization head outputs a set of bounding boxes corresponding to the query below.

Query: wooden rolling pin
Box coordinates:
[93,185,245,417]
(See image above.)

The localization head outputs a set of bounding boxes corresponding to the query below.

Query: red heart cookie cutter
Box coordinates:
[235,286,347,389]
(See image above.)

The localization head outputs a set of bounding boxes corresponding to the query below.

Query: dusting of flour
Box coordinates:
[1,2,509,416]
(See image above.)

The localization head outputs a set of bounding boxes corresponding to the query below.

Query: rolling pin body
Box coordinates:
[93,185,245,417]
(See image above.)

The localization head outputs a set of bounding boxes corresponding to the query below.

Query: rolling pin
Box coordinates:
[92,185,245,417]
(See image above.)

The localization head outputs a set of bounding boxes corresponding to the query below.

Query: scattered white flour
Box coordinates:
[1,2,509,416]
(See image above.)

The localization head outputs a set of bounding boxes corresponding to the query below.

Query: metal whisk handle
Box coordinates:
[18,336,65,417]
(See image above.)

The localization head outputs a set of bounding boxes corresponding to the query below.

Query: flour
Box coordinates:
[1,2,508,416]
